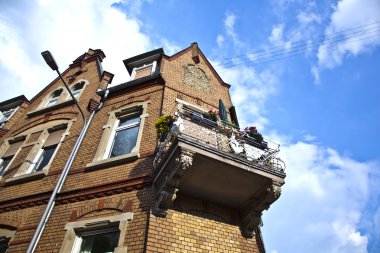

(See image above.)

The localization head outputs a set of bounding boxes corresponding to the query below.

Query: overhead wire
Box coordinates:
[213,21,380,66]
[211,22,380,71]
[218,33,380,72]
[219,29,379,69]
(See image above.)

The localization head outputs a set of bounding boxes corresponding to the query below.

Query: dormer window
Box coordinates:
[131,61,157,80]
[45,89,63,107]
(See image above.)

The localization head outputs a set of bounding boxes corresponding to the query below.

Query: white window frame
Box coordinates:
[0,156,13,177]
[103,113,141,159]
[0,137,25,178]
[131,61,157,80]
[66,81,87,101]
[45,89,63,108]
[0,107,18,127]
[59,213,133,253]
[88,101,150,168]
[26,128,65,174]
[71,226,120,253]
[27,148,44,173]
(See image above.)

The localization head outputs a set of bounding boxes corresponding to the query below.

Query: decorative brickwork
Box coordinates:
[0,44,284,252]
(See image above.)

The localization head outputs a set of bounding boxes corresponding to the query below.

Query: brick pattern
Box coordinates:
[0,46,264,253]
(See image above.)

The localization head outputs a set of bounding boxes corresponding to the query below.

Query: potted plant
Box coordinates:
[203,110,218,122]
[191,109,218,128]
[154,115,174,142]
[240,126,268,149]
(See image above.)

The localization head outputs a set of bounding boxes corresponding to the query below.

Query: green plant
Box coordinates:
[203,110,218,122]
[154,115,173,135]
[240,126,263,142]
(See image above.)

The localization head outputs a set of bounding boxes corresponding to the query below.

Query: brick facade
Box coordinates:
[0,44,267,252]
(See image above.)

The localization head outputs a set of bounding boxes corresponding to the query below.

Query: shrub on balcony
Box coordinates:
[155,115,174,141]
[203,110,218,122]
[241,126,264,142]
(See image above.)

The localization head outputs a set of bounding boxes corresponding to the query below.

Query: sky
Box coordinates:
[0,0,379,252]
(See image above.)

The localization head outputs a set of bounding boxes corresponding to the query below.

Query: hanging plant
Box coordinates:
[154,115,174,141]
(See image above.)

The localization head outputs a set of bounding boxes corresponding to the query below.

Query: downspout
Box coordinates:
[26,88,110,253]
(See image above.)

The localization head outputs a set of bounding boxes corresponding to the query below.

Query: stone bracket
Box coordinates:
[153,149,194,217]
[240,180,282,238]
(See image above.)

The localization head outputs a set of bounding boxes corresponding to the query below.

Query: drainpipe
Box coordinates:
[26,51,110,253]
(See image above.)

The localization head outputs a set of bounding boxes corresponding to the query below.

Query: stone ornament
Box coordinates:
[183,64,211,93]
[240,180,282,238]
[154,149,194,217]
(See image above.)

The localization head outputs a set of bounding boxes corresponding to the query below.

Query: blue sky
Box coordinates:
[0,0,379,252]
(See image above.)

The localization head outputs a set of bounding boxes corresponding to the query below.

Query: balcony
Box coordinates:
[152,103,286,237]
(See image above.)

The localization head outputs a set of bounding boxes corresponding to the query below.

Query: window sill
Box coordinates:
[85,152,140,171]
[27,100,75,117]
[4,170,47,186]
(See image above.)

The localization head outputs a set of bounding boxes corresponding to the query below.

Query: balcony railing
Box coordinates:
[153,104,286,175]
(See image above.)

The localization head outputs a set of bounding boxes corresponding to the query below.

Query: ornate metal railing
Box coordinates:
[153,104,286,174]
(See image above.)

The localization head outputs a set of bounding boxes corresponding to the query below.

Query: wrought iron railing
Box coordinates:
[153,104,286,174]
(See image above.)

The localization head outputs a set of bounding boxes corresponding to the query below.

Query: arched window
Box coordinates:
[69,81,85,99]
[45,89,63,107]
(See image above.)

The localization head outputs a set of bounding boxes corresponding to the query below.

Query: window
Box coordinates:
[0,139,23,177]
[106,114,141,158]
[0,226,15,253]
[89,102,149,167]
[27,128,65,173]
[31,145,57,172]
[0,157,12,177]
[0,239,9,253]
[72,226,120,253]
[45,89,63,107]
[131,61,156,80]
[0,108,17,127]
[59,213,132,253]
[68,81,85,100]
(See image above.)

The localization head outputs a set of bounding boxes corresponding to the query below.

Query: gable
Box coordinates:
[161,44,232,111]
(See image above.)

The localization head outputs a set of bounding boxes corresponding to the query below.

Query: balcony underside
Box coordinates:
[153,135,285,237]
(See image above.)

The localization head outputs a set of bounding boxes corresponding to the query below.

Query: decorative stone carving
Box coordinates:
[172,116,185,134]
[183,64,211,93]
[154,149,194,217]
[240,180,282,238]
[229,133,244,154]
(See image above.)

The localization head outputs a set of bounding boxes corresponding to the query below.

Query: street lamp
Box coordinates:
[26,51,90,253]
[41,50,86,123]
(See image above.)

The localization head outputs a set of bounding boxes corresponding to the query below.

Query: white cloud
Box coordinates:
[269,24,292,50]
[297,11,321,26]
[160,38,181,56]
[223,12,242,48]
[311,65,320,84]
[214,62,279,131]
[0,0,155,101]
[303,134,317,142]
[316,0,380,70]
[216,35,225,47]
[262,140,380,253]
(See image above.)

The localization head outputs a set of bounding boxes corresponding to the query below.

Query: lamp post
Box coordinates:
[41,51,86,123]
[26,51,89,253]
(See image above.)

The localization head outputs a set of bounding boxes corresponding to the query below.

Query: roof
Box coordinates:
[0,95,29,111]
[123,48,164,75]
[108,73,164,95]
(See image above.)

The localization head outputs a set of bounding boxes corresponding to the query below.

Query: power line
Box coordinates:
[216,28,380,69]
[215,25,380,68]
[213,21,380,66]
[218,34,380,72]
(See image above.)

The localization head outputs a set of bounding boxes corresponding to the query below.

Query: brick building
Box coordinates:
[0,43,286,253]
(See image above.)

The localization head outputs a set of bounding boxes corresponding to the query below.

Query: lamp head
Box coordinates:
[41,50,59,71]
